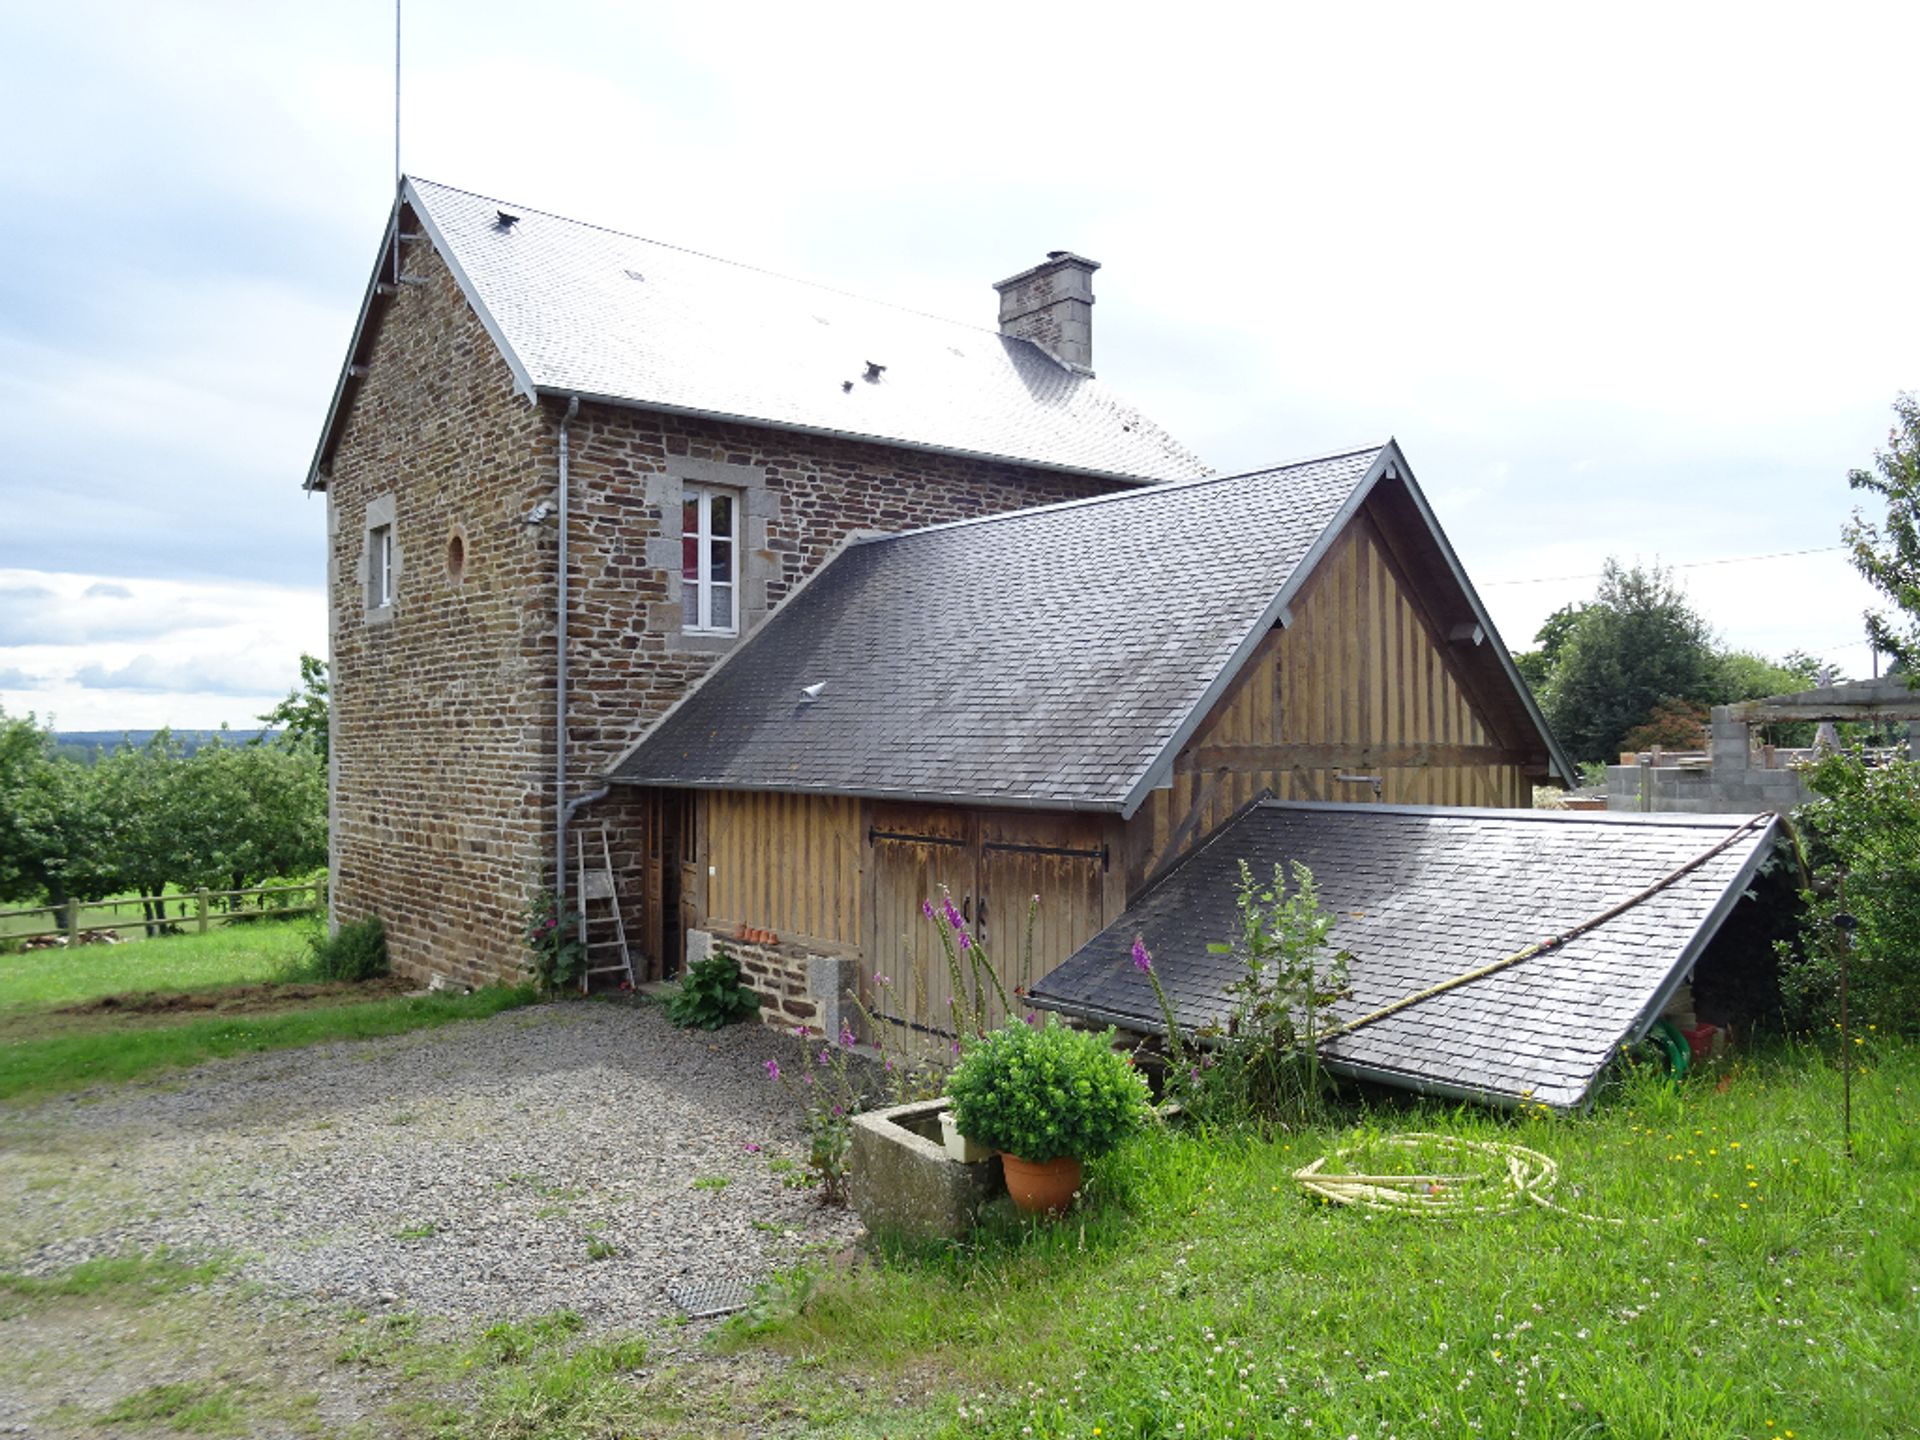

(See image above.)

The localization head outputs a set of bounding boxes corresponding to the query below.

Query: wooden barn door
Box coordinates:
[865,806,1111,1040]
[977,813,1109,1021]
[866,804,977,1037]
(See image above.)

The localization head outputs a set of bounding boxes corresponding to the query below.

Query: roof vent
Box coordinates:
[864,361,886,382]
[623,268,645,282]
[495,210,519,229]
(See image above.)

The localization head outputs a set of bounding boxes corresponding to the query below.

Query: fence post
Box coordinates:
[65,900,81,945]
[196,888,210,934]
[316,873,329,919]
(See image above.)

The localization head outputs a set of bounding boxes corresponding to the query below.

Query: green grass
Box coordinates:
[0,920,310,1011]
[0,1250,227,1304]
[730,1037,1920,1439]
[339,1309,655,1438]
[0,985,538,1102]
[99,1380,244,1433]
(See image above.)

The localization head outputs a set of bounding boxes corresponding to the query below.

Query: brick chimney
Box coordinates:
[994,251,1099,373]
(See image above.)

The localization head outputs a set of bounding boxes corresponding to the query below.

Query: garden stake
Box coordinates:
[1834,895,1858,1163]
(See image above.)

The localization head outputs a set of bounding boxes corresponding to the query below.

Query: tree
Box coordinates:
[1542,561,1719,764]
[1620,698,1709,753]
[1845,393,1920,673]
[1510,603,1587,694]
[258,654,330,763]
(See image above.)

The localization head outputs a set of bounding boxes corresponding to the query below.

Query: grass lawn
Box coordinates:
[0,920,311,1011]
[725,1037,1919,1439]
[0,921,538,1103]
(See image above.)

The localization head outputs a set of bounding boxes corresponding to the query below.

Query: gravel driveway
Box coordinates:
[0,999,864,1329]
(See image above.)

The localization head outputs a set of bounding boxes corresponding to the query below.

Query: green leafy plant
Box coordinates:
[300,914,389,983]
[764,1026,863,1203]
[946,1015,1150,1163]
[1778,749,1920,1036]
[1141,859,1350,1128]
[523,889,583,992]
[666,947,760,1029]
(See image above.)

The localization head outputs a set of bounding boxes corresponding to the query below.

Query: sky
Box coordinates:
[1,1,1915,731]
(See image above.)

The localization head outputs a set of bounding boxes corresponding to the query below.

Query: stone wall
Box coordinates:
[685,927,860,1042]
[325,221,554,988]
[325,218,1138,986]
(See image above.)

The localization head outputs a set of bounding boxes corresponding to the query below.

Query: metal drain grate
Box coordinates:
[666,1278,757,1319]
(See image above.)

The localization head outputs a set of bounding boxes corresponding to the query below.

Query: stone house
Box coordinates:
[305,178,1205,987]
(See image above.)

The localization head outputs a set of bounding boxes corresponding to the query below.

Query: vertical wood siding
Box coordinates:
[1130,514,1529,888]
[706,791,862,946]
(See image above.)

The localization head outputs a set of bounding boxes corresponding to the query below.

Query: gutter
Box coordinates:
[555,394,582,902]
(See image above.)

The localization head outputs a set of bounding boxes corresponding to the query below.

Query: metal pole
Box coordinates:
[392,0,402,287]
[1834,895,1857,1163]
[554,395,581,903]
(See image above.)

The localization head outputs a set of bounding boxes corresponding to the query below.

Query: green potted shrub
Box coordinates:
[946,1015,1151,1214]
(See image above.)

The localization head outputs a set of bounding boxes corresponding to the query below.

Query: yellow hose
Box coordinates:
[1293,1132,1623,1226]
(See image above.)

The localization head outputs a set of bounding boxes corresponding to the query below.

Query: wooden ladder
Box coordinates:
[574,824,636,993]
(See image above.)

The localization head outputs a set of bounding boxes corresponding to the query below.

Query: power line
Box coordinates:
[1482,544,1847,587]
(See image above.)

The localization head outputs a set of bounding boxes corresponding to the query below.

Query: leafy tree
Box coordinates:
[0,708,107,907]
[1510,603,1586,694]
[1620,698,1709,753]
[1778,750,1920,1036]
[257,653,330,763]
[1542,561,1719,764]
[1844,393,1920,673]
[87,732,192,928]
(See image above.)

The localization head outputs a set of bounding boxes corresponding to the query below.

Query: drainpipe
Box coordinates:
[555,394,581,903]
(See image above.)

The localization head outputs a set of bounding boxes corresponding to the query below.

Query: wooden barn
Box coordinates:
[608,442,1575,1039]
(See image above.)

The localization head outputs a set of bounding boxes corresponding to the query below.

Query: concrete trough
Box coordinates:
[847,1098,1003,1242]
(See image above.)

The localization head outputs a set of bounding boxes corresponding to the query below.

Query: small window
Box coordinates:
[368,524,394,609]
[445,530,466,585]
[680,486,737,635]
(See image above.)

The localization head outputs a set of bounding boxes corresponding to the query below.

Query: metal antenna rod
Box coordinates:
[392,0,402,285]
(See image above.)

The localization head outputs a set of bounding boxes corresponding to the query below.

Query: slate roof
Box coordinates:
[1027,800,1779,1109]
[307,178,1206,489]
[609,446,1392,810]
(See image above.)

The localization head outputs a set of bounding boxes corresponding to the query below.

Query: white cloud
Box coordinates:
[0,569,324,730]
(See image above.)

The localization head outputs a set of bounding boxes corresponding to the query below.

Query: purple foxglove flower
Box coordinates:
[839,1025,857,1048]
[943,897,964,931]
[743,1141,762,1153]
[818,1048,831,1066]
[922,899,936,920]
[958,932,972,950]
[1132,936,1154,973]
[764,1058,780,1081]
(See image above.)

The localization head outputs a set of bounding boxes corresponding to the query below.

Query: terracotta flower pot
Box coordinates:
[999,1153,1083,1215]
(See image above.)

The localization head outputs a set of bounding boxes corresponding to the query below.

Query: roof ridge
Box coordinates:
[405,175,1085,355]
[848,441,1387,549]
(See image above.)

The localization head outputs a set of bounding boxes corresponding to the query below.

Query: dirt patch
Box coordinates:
[54,978,418,1019]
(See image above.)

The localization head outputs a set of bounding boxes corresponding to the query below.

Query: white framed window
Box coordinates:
[680,487,737,635]
[368,523,394,609]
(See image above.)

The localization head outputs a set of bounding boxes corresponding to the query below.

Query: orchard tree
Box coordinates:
[1542,561,1719,764]
[1845,393,1920,672]
[258,654,329,763]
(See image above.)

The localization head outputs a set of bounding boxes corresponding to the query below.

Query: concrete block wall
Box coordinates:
[1606,762,1810,815]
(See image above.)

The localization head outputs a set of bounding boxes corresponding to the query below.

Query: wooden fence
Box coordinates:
[0,878,328,945]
